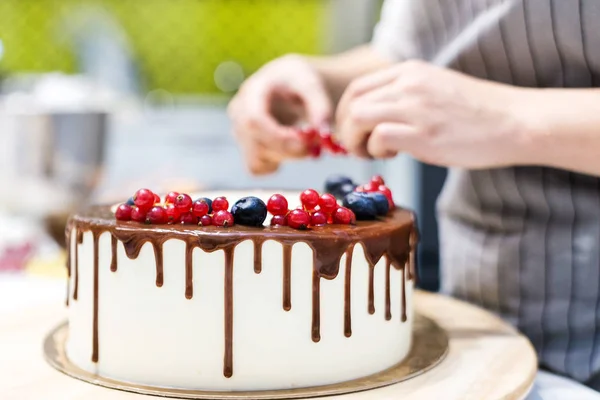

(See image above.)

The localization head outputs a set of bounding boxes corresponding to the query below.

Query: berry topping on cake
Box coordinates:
[130,206,147,223]
[212,197,229,212]
[287,209,310,230]
[267,194,289,216]
[300,189,320,211]
[231,196,268,227]
[195,197,213,214]
[213,210,234,227]
[342,192,377,220]
[192,200,210,218]
[147,206,168,225]
[199,214,212,227]
[179,212,196,225]
[133,189,155,211]
[165,191,180,205]
[270,214,288,226]
[325,175,354,196]
[378,185,394,209]
[153,193,161,205]
[164,204,181,224]
[365,192,390,216]
[371,175,385,187]
[115,204,132,221]
[318,193,338,214]
[332,207,356,225]
[174,194,193,212]
[310,211,328,226]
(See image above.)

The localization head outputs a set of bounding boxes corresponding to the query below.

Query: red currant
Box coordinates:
[371,175,385,186]
[153,193,161,205]
[267,194,288,216]
[213,210,234,227]
[333,207,355,225]
[300,127,319,142]
[309,144,322,158]
[319,193,337,214]
[192,200,209,218]
[164,204,181,224]
[300,189,319,210]
[363,182,379,192]
[287,209,310,230]
[174,193,193,212]
[165,191,180,205]
[378,185,395,209]
[311,211,328,226]
[179,212,195,225]
[133,188,155,211]
[147,206,168,224]
[320,133,334,151]
[212,197,229,212]
[130,206,147,223]
[270,214,288,226]
[199,214,212,226]
[330,141,347,155]
[115,204,132,221]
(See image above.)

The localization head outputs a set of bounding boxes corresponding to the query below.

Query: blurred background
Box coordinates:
[0,0,444,291]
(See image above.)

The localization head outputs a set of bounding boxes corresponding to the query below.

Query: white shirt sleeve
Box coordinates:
[370,0,424,62]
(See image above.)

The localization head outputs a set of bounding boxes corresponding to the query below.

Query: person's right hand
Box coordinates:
[228,55,333,175]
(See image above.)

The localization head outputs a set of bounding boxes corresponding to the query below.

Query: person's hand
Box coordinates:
[335,60,530,168]
[228,55,333,175]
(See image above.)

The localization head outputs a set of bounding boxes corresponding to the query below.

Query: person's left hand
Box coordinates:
[335,60,533,168]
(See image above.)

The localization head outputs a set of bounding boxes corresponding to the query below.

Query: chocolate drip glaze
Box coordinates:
[253,239,263,274]
[401,262,408,322]
[92,231,100,363]
[110,235,118,272]
[65,226,72,306]
[385,258,392,321]
[185,242,194,299]
[73,229,83,300]
[344,246,353,337]
[368,264,375,315]
[153,242,164,287]
[67,204,417,375]
[282,244,292,311]
[223,248,234,378]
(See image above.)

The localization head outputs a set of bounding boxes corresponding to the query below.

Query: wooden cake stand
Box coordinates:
[1,290,537,400]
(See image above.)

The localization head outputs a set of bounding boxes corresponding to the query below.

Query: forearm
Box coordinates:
[518,88,600,176]
[305,45,393,106]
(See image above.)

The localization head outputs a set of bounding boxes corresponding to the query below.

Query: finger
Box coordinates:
[354,84,399,104]
[367,122,418,159]
[337,101,404,158]
[337,66,400,123]
[241,138,281,175]
[238,85,308,157]
[291,81,333,128]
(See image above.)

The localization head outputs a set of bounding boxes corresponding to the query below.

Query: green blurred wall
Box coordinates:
[0,0,326,94]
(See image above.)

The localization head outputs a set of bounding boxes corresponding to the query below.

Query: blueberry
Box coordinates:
[126,197,135,206]
[325,175,354,197]
[195,197,212,214]
[335,182,357,200]
[365,192,389,216]
[231,196,267,227]
[342,192,377,220]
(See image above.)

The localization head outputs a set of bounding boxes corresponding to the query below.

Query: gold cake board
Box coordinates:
[1,290,538,400]
[44,314,447,399]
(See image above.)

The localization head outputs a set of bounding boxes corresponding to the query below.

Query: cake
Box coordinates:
[63,178,418,391]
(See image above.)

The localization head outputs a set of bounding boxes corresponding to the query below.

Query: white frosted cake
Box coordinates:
[64,186,418,391]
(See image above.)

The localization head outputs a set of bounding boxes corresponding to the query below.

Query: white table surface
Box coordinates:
[1,274,599,400]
